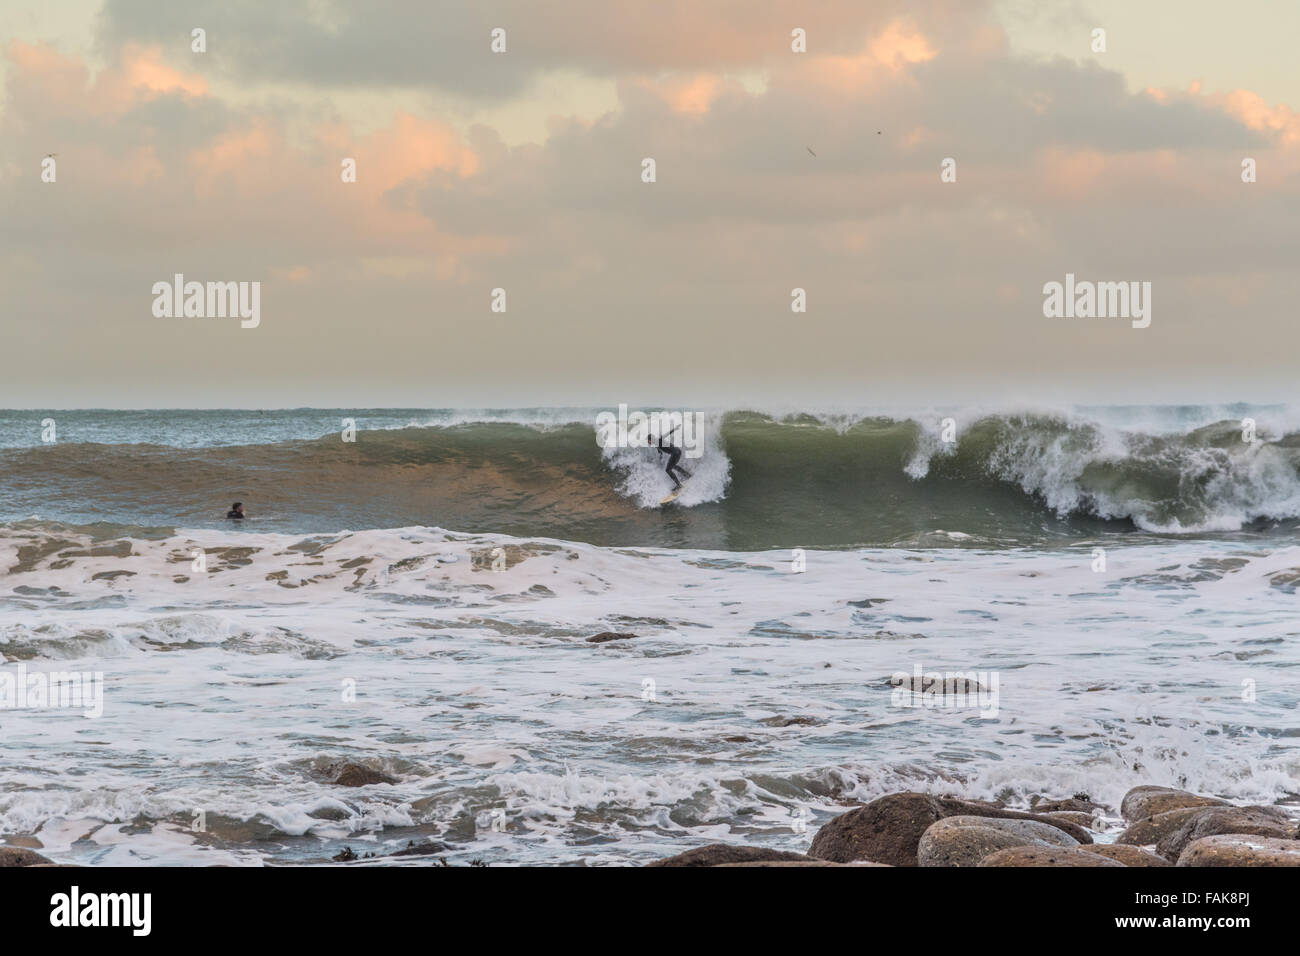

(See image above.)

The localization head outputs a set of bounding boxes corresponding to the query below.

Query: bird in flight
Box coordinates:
[806,146,817,157]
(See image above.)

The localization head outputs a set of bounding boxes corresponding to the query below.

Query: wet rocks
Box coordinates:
[389,840,453,858]
[761,715,820,727]
[1176,835,1300,867]
[586,631,637,643]
[980,846,1125,867]
[1120,786,1228,821]
[806,793,944,866]
[1032,796,1106,815]
[0,847,54,867]
[1116,807,1209,847]
[332,840,455,863]
[1156,806,1296,861]
[888,673,986,694]
[1040,811,1096,828]
[1079,844,1172,867]
[647,785,1299,868]
[648,844,816,867]
[715,860,875,867]
[917,816,1078,867]
[333,763,398,787]
[806,792,1089,867]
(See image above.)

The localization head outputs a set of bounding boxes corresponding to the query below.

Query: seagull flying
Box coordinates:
[806,146,817,157]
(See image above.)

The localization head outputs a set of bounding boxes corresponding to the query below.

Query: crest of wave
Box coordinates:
[597,410,730,508]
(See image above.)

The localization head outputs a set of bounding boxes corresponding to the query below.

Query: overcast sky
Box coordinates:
[1,1,1296,408]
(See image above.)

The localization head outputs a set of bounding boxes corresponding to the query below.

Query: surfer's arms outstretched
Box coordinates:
[648,426,691,490]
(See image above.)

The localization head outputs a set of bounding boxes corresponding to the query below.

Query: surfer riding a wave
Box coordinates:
[650,425,692,491]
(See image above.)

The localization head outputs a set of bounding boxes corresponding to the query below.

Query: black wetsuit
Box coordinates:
[226,510,244,519]
[657,434,691,489]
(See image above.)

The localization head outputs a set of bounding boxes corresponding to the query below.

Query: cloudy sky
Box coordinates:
[1,1,1296,408]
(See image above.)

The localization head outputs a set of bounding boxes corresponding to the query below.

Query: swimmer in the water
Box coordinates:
[226,502,245,519]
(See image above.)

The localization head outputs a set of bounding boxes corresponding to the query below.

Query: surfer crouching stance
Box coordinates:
[650,425,692,490]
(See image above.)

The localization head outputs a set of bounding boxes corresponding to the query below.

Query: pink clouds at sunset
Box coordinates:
[0,1,1296,405]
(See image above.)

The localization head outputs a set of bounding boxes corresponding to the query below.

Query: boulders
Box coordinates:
[980,846,1125,867]
[389,840,453,857]
[761,716,820,727]
[807,792,1090,866]
[808,793,945,865]
[918,816,1078,867]
[1156,806,1296,861]
[0,847,54,867]
[1040,811,1096,828]
[640,787,1300,869]
[715,860,874,867]
[918,825,1029,868]
[1033,797,1106,814]
[1080,844,1172,867]
[1120,786,1228,821]
[648,845,814,867]
[331,840,453,863]
[1177,835,1300,867]
[889,673,985,694]
[690,787,1300,869]
[586,632,637,643]
[334,763,398,787]
[1116,807,1209,847]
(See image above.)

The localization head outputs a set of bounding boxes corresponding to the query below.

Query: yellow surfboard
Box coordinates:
[660,482,689,505]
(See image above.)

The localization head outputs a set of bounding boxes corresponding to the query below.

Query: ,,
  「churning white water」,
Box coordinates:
[1,512,1298,865]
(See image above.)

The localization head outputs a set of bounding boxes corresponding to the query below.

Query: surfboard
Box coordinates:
[659,485,685,505]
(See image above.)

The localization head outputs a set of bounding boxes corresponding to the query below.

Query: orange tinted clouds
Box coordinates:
[1215,89,1300,146]
[188,122,278,195]
[363,113,479,186]
[5,41,207,116]
[802,20,936,93]
[868,21,938,71]
[636,73,728,115]
[5,40,90,106]
[119,43,208,97]
[3,38,485,252]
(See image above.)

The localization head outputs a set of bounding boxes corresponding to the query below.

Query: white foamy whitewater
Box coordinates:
[1,523,1297,865]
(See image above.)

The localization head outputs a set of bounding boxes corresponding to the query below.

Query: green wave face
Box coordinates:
[3,411,1299,550]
